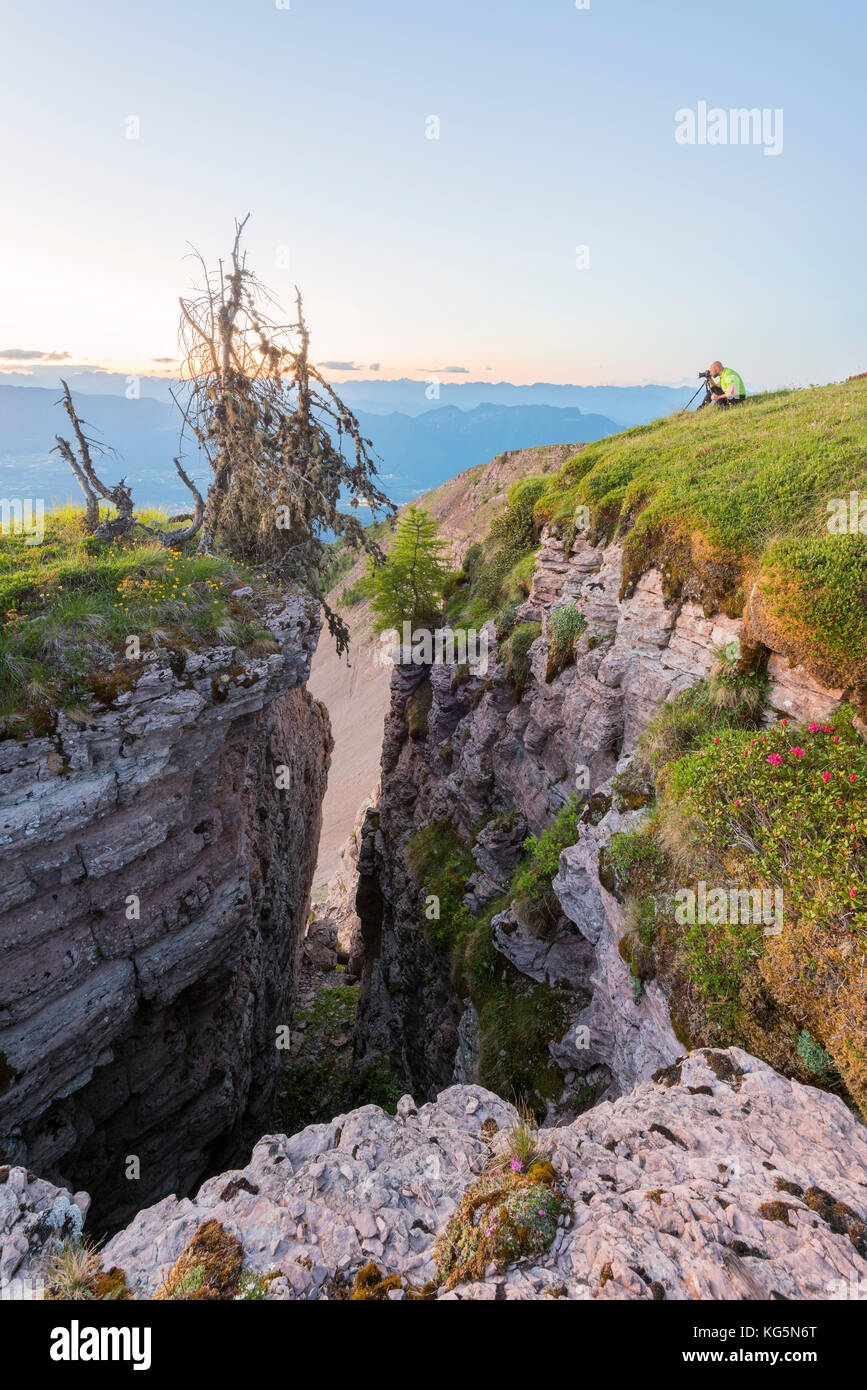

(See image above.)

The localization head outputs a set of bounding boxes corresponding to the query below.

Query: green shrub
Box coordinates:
[434,1164,570,1290]
[340,575,371,607]
[454,895,565,1116]
[447,478,545,627]
[499,621,541,696]
[600,828,666,901]
[796,1029,833,1076]
[406,678,433,739]
[405,820,474,948]
[513,796,582,903]
[546,604,587,681]
[271,985,359,1134]
[662,720,866,937]
[635,710,867,1114]
[448,800,583,1111]
[495,599,521,641]
[357,1053,401,1113]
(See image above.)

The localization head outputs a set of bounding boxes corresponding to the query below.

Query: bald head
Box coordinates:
[709,360,723,376]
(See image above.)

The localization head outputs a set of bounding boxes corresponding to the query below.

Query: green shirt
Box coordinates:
[719,367,745,397]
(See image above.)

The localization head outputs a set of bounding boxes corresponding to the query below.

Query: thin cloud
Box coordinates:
[419,365,470,374]
[318,359,381,372]
[0,348,71,361]
[151,356,177,364]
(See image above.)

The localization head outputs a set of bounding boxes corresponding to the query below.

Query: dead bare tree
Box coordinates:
[175,215,395,654]
[52,381,203,546]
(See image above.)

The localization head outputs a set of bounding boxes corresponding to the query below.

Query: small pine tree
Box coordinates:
[368,506,452,633]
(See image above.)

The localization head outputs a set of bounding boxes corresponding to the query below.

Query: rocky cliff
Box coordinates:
[351,526,849,1119]
[0,595,331,1231]
[5,1048,867,1300]
[309,442,582,895]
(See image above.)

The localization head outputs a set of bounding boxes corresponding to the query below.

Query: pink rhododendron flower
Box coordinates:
[850,889,858,899]
[809,723,820,733]
[822,772,832,783]
[850,774,858,784]
[790,747,805,757]
[767,754,783,766]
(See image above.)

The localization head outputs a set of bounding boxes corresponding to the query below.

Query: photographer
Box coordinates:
[701,360,746,408]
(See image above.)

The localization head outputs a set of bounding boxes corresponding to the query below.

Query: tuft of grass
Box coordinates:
[40,1239,129,1301]
[485,1102,546,1174]
[637,671,766,777]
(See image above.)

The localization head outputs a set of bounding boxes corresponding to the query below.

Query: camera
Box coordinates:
[698,370,711,379]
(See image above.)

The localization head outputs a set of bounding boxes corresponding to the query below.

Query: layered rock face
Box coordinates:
[352,529,847,1115]
[5,1048,866,1300]
[0,597,331,1231]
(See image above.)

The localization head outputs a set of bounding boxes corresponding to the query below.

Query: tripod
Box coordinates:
[681,375,715,413]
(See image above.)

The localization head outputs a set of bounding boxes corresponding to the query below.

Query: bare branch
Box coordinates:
[53,381,135,538]
[53,434,100,530]
[173,217,396,655]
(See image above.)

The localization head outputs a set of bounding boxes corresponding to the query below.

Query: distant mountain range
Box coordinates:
[0,377,687,511]
[329,377,694,423]
[354,402,617,498]
[0,368,696,422]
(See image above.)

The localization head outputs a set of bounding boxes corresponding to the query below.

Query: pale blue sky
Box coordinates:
[1,0,864,388]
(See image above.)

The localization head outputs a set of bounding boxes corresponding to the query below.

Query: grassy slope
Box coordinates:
[0,504,279,735]
[534,380,867,693]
